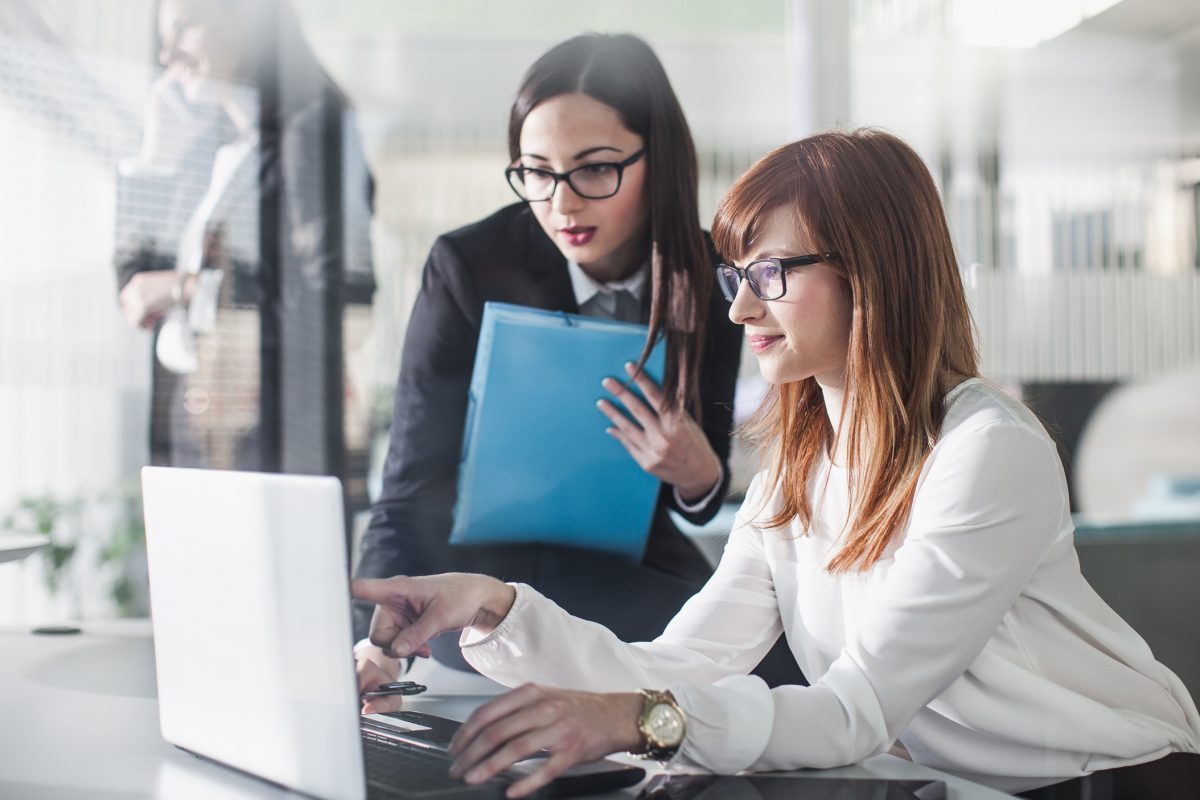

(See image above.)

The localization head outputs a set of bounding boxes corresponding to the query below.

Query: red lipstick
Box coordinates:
[560,226,596,246]
[749,335,783,353]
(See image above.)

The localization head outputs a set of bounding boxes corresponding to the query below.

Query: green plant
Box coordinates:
[1,495,82,595]
[1,483,148,617]
[95,486,147,616]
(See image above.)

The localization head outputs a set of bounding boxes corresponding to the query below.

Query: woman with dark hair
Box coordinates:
[353,130,1200,799]
[114,0,374,493]
[352,33,751,680]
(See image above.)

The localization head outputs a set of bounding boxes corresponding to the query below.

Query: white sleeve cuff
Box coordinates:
[668,673,774,774]
[459,582,527,650]
[186,269,223,333]
[673,464,724,514]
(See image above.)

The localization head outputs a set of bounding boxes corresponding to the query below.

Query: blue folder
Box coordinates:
[449,302,665,561]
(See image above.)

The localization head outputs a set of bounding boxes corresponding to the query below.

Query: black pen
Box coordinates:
[362,681,428,698]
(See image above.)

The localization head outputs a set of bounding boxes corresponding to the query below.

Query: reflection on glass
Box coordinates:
[112,0,374,506]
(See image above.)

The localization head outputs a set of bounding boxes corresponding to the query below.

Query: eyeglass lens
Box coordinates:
[716,261,785,301]
[512,163,622,201]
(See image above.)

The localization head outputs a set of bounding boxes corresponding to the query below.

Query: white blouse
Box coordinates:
[461,379,1200,793]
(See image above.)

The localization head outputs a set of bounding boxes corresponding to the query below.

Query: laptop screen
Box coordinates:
[142,467,367,800]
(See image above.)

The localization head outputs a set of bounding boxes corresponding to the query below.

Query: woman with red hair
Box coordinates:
[354,130,1200,799]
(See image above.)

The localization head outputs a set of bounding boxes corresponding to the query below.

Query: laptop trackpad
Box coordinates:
[364,711,465,752]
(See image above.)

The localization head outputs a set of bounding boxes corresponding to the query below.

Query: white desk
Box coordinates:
[0,622,1014,799]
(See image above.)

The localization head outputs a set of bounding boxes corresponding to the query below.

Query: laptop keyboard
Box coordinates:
[363,731,509,798]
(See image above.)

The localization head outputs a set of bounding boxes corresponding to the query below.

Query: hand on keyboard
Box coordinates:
[446,684,644,798]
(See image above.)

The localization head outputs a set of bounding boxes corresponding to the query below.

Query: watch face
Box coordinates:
[647,703,685,746]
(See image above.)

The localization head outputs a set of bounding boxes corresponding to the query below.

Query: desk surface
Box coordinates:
[0,622,1014,799]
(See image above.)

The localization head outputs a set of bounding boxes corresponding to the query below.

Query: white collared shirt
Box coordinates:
[460,378,1200,793]
[566,259,647,310]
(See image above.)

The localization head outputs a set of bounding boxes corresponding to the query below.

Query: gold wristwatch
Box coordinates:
[635,689,687,761]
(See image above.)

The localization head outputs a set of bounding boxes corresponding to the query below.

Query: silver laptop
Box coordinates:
[141,466,644,800]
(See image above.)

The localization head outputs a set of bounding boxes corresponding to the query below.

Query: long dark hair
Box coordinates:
[713,130,979,572]
[508,33,710,414]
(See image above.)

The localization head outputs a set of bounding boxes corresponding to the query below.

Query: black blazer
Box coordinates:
[353,203,742,638]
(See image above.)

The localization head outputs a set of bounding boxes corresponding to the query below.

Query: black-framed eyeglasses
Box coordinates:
[715,253,838,302]
[505,149,646,202]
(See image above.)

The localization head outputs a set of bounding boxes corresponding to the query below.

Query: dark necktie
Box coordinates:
[583,288,640,323]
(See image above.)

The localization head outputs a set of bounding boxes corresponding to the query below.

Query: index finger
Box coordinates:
[351,577,401,604]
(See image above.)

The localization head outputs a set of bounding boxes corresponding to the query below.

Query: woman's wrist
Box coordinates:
[677,458,722,504]
[614,692,648,753]
[182,273,198,306]
[169,272,186,307]
[468,579,517,635]
[169,272,197,308]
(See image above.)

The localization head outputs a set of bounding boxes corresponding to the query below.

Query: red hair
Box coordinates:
[712,130,979,572]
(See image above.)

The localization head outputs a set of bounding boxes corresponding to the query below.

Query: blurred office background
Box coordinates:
[1,0,1197,686]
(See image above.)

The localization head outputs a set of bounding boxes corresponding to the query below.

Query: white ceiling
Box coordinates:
[1080,0,1200,41]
